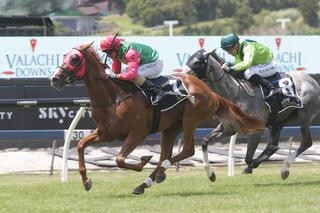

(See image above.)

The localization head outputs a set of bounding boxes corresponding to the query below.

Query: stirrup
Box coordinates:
[152,90,165,104]
[152,95,163,105]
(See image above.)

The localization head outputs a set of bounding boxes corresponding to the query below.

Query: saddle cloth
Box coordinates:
[262,72,303,113]
[145,75,189,111]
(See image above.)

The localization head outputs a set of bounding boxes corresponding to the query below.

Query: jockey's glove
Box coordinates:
[222,63,231,72]
[105,68,116,78]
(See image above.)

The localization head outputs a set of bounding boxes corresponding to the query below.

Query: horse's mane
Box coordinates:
[207,56,243,84]
[80,44,140,93]
[81,45,105,69]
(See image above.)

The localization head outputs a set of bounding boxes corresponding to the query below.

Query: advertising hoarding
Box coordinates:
[0,36,319,79]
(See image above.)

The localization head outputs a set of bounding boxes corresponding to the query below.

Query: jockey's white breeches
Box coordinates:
[137,59,163,78]
[244,60,278,80]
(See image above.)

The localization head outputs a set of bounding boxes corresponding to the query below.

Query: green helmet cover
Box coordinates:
[220,33,239,50]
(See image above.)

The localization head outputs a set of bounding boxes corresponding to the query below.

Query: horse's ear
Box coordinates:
[83,41,95,50]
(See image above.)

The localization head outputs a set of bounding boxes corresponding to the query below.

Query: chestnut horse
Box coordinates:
[50,43,263,194]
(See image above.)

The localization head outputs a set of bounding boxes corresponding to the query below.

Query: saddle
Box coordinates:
[262,72,303,113]
[235,72,303,114]
[146,75,189,110]
[234,77,256,97]
[140,75,190,134]
[110,75,190,133]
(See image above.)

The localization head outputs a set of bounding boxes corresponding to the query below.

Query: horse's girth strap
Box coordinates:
[150,105,161,134]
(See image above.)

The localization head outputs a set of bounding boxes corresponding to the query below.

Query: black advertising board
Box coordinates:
[0,79,95,130]
[0,76,319,131]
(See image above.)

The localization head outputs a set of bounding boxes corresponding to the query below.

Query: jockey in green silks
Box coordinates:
[220,33,282,99]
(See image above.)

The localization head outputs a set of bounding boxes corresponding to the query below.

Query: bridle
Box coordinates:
[58,47,89,84]
[205,57,226,83]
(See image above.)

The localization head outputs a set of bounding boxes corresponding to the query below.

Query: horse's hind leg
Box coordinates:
[133,124,182,195]
[156,120,197,179]
[77,129,103,191]
[242,132,263,174]
[156,126,182,183]
[281,118,313,180]
[251,125,282,168]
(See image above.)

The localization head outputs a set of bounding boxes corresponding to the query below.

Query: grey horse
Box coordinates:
[197,54,320,181]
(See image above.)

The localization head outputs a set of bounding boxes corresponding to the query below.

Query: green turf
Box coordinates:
[0,163,319,213]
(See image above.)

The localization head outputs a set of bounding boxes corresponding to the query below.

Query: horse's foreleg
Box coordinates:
[116,133,148,172]
[281,120,312,180]
[77,129,102,191]
[251,126,281,168]
[242,132,263,174]
[132,166,161,195]
[133,126,181,195]
[202,124,234,182]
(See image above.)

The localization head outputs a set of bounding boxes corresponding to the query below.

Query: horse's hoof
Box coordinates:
[132,185,145,195]
[155,173,166,183]
[251,161,260,169]
[281,170,290,180]
[209,172,216,182]
[141,155,153,162]
[242,166,253,174]
[84,178,92,191]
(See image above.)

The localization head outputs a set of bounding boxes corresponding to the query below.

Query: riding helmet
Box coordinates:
[100,34,123,52]
[220,33,240,50]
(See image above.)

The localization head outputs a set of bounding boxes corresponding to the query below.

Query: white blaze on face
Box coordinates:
[51,68,62,81]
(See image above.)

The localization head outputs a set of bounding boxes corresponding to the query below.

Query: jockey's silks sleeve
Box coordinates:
[232,43,255,72]
[111,57,121,74]
[117,48,140,80]
[232,41,273,72]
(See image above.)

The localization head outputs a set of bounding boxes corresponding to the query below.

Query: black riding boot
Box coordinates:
[141,79,165,104]
[248,74,280,100]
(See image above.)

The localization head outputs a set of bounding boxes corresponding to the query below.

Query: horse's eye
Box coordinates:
[70,54,81,66]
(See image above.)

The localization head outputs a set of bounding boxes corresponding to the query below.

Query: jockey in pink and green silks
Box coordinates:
[100,34,165,104]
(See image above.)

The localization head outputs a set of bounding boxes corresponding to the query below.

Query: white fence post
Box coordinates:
[61,107,86,182]
[228,133,238,177]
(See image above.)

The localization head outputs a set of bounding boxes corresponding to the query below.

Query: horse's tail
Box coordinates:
[212,93,264,133]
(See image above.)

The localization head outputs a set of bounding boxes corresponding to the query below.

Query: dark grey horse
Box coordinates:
[199,55,320,181]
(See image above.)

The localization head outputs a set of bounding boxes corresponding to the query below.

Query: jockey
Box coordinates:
[100,34,165,104]
[220,33,281,99]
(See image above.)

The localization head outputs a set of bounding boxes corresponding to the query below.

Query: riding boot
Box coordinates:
[141,79,165,104]
[248,74,281,100]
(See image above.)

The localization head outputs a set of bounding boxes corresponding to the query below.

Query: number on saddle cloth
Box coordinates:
[263,73,303,113]
[146,75,189,111]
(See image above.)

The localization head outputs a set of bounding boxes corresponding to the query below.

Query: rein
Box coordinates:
[206,59,253,97]
[90,76,135,108]
[206,64,226,83]
[209,70,225,83]
[90,94,132,108]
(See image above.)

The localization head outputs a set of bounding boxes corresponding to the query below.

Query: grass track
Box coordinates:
[0,163,319,213]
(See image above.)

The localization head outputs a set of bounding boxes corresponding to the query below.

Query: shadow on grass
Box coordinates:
[156,190,233,197]
[110,190,233,198]
[253,180,320,188]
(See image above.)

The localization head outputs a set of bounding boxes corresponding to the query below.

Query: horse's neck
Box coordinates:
[84,75,118,106]
[209,74,241,102]
[83,52,120,106]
